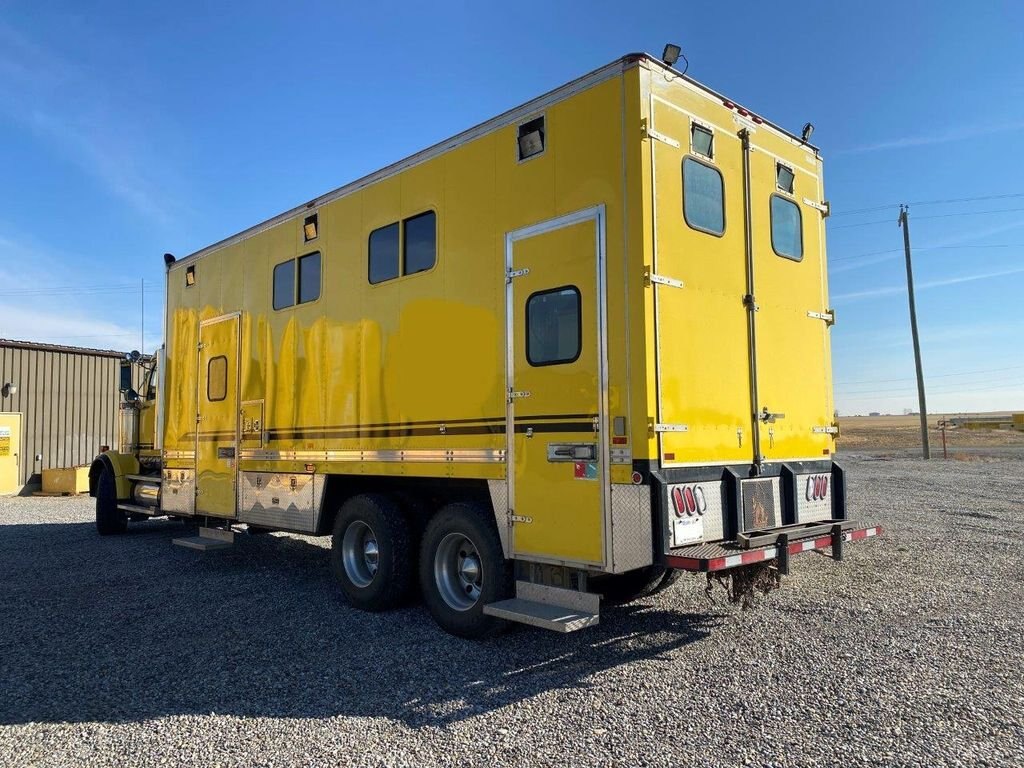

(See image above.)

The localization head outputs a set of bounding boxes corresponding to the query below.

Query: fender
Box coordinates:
[88,451,140,500]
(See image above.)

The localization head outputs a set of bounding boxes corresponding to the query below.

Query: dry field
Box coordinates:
[838,413,1024,458]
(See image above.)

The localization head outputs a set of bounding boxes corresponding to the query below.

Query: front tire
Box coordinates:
[330,494,415,611]
[419,502,512,638]
[95,467,127,535]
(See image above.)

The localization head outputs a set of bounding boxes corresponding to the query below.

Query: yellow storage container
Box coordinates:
[42,466,90,495]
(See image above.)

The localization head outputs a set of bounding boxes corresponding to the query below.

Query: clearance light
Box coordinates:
[304,213,318,242]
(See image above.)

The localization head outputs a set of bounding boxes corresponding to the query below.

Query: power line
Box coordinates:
[830,206,1024,230]
[831,192,1024,217]
[836,364,1024,388]
[830,244,1024,264]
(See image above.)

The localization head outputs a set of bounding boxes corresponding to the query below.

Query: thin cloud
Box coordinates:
[0,22,182,225]
[833,266,1024,303]
[834,120,1024,155]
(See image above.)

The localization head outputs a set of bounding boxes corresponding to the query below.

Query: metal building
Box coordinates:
[0,339,130,492]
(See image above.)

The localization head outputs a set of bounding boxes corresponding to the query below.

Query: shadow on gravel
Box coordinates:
[0,520,718,728]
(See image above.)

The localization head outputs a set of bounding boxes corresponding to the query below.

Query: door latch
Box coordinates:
[759,407,785,424]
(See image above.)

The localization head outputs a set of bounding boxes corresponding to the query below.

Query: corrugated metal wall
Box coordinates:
[0,341,129,487]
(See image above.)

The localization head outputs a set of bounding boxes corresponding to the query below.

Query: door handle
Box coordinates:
[759,407,786,424]
[547,443,597,462]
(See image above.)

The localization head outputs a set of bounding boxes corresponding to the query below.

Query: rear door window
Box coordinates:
[682,157,725,236]
[770,195,803,260]
[526,286,581,366]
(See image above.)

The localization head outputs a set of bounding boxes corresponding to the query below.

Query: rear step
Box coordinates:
[484,581,599,633]
[172,526,235,551]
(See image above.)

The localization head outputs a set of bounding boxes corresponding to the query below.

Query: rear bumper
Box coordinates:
[665,520,881,573]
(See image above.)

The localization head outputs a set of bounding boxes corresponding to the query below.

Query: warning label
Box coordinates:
[0,426,10,457]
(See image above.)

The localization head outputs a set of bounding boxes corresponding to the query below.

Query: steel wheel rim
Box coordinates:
[342,520,379,588]
[434,532,483,611]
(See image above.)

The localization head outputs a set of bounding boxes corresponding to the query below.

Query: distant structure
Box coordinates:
[947,413,1024,431]
[0,339,136,492]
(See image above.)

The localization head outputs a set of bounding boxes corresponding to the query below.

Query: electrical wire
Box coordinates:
[830,192,1024,217]
[836,365,1024,388]
[830,243,1024,264]
[829,206,1024,230]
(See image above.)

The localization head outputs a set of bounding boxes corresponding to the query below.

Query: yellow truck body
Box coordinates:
[93,53,872,636]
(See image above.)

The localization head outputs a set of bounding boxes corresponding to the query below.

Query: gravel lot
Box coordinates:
[1,456,1022,767]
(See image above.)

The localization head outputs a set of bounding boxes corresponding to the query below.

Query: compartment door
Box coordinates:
[0,412,22,493]
[196,314,240,517]
[507,207,607,566]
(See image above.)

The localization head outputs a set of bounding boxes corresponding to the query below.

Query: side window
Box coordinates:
[274,253,320,308]
[368,212,437,284]
[682,157,725,236]
[691,124,714,159]
[207,356,227,402]
[404,211,436,275]
[273,260,295,310]
[770,195,803,261]
[369,222,400,284]
[298,251,321,303]
[526,286,581,366]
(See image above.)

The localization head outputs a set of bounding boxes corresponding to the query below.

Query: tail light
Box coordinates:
[672,484,708,517]
[805,474,829,501]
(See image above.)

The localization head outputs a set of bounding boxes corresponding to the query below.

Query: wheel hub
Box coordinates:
[435,533,483,611]
[342,520,379,588]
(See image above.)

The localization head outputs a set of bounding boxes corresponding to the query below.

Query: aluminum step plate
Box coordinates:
[171,535,234,551]
[483,598,599,633]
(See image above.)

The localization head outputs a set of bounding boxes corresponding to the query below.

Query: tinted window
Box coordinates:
[369,223,400,284]
[776,163,795,193]
[207,356,227,402]
[273,260,295,310]
[298,251,321,304]
[527,286,581,366]
[771,195,803,260]
[404,211,436,275]
[682,157,725,236]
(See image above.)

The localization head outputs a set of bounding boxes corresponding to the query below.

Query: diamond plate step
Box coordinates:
[172,526,235,551]
[483,598,599,633]
[483,580,600,633]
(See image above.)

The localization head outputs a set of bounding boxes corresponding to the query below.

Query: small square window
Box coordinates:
[369,223,400,284]
[273,260,295,310]
[303,213,318,242]
[207,355,228,402]
[770,195,803,261]
[691,124,714,159]
[517,116,545,161]
[527,286,581,366]
[185,265,196,287]
[404,211,436,275]
[776,163,795,194]
[298,252,321,304]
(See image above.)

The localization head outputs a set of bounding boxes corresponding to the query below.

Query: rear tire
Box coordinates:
[419,502,512,638]
[330,494,415,611]
[95,467,127,536]
[595,565,676,605]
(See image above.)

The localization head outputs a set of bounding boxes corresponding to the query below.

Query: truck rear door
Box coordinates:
[743,131,834,461]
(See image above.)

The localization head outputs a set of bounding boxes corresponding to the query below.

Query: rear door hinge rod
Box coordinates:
[644,266,684,289]
[640,119,680,148]
[807,309,835,326]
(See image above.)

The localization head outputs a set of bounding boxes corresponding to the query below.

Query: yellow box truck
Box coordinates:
[91,51,879,637]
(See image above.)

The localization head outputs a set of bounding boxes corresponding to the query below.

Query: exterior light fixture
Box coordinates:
[1,383,16,397]
[801,122,815,142]
[661,43,681,67]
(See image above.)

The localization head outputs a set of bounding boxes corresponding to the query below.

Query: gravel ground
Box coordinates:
[1,456,1022,767]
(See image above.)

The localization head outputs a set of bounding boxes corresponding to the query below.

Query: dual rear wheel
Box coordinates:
[330,496,512,637]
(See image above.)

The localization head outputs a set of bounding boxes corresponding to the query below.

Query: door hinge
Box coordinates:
[506,267,529,283]
[640,118,680,148]
[196,342,205,351]
[508,511,533,524]
[803,198,831,217]
[812,424,840,436]
[743,294,759,311]
[508,388,531,402]
[643,266,684,289]
[807,309,835,326]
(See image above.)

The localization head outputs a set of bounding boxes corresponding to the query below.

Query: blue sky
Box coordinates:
[0,1,1022,415]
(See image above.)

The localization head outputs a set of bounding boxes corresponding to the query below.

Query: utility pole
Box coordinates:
[898,205,930,459]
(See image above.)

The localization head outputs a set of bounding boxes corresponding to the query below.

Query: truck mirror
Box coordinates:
[125,388,139,403]
[119,361,132,393]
